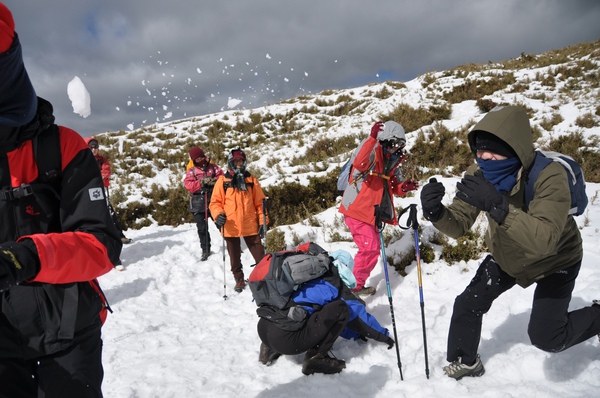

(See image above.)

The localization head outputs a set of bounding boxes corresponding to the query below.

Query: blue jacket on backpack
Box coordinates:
[291,278,390,343]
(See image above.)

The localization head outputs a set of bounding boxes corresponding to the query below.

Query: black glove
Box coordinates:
[386,336,395,350]
[0,240,40,292]
[420,178,445,222]
[456,172,509,224]
[215,213,227,229]
[258,225,266,239]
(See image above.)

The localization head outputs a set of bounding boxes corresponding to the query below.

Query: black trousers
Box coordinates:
[0,327,104,398]
[447,255,600,365]
[257,300,350,356]
[193,211,212,253]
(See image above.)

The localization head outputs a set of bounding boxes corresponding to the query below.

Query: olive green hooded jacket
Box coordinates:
[433,106,582,287]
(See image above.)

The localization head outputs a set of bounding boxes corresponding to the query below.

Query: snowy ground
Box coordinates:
[98,181,600,398]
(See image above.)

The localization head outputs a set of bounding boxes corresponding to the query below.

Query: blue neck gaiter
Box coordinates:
[476,157,522,193]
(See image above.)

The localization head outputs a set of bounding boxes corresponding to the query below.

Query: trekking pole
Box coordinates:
[399,203,430,379]
[204,191,210,254]
[262,197,269,252]
[374,205,403,381]
[221,226,227,300]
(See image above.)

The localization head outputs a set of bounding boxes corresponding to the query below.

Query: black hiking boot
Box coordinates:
[302,352,346,376]
[443,355,485,380]
[200,251,210,261]
[259,343,281,366]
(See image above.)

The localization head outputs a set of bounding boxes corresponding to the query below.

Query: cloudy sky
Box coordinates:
[8,0,600,137]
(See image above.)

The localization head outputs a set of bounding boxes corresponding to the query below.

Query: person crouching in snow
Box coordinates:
[184,146,224,261]
[257,249,394,375]
[209,148,267,292]
[338,121,418,297]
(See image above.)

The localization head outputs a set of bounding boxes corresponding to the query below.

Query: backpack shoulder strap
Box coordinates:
[524,151,554,209]
[32,124,62,186]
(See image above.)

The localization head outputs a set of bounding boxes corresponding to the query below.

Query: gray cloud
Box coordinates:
[7,0,600,136]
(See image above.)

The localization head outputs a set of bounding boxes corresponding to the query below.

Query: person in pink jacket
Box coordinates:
[339,121,418,296]
[184,146,224,261]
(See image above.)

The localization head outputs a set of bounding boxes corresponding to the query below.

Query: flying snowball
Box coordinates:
[67,76,91,118]
[227,97,242,108]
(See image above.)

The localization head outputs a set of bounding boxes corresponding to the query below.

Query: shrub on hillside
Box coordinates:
[378,103,452,133]
[408,122,473,179]
[541,131,600,182]
[263,172,339,227]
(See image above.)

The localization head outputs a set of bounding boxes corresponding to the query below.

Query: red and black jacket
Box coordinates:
[0,98,122,359]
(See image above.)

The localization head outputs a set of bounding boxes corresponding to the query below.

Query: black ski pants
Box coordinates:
[257,300,350,356]
[447,255,600,365]
[0,327,104,398]
[193,211,212,253]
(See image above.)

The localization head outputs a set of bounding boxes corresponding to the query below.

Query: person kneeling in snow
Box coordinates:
[257,250,394,376]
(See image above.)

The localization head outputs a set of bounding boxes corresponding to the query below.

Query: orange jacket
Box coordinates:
[209,171,268,237]
[339,136,406,226]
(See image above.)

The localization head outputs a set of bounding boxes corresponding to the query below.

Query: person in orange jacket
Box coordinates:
[0,3,122,395]
[209,148,268,292]
[339,121,418,296]
[84,136,132,246]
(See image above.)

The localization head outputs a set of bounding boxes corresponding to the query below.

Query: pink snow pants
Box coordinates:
[344,215,380,289]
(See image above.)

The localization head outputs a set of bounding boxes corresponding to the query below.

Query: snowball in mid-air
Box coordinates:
[228,97,242,108]
[67,76,91,118]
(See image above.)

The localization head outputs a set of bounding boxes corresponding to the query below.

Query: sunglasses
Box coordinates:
[382,139,405,150]
[89,144,99,149]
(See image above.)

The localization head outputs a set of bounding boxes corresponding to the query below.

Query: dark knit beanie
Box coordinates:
[0,33,37,127]
[189,147,205,160]
[231,150,245,162]
[474,131,516,158]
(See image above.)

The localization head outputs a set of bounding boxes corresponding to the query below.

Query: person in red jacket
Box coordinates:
[339,121,418,296]
[184,146,224,261]
[0,3,122,396]
[84,136,132,245]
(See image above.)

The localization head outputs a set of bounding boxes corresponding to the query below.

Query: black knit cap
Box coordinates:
[474,131,516,158]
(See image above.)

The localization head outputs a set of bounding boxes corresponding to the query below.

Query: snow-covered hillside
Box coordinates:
[92,41,600,397]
